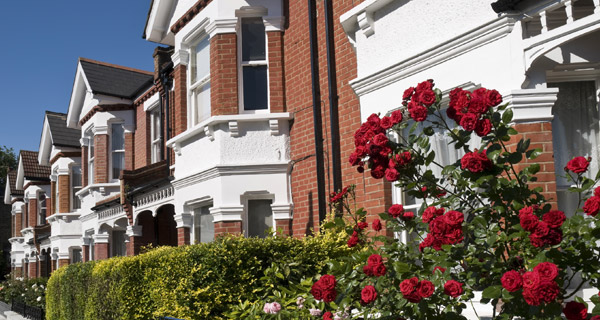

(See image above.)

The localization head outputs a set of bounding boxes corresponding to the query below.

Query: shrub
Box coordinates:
[46,232,349,320]
[0,275,47,308]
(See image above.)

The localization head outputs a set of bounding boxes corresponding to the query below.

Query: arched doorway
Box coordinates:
[155,204,177,246]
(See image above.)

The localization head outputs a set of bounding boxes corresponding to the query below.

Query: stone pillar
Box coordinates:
[126,225,143,256]
[93,234,110,260]
[174,213,193,246]
[28,256,38,278]
[82,237,91,262]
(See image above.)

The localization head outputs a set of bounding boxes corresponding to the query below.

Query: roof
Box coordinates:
[491,0,525,13]
[20,151,50,181]
[79,58,154,99]
[8,170,23,196]
[142,0,155,39]
[45,111,81,148]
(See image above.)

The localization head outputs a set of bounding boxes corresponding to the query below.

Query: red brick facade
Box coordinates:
[82,145,89,187]
[95,243,109,261]
[267,31,285,113]
[214,221,242,236]
[177,227,190,246]
[58,174,70,213]
[50,181,56,215]
[94,134,109,184]
[14,212,22,237]
[58,259,69,269]
[28,198,37,227]
[28,261,37,278]
[172,65,188,136]
[210,33,238,116]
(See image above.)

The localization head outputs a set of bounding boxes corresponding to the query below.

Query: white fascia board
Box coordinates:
[146,0,177,45]
[67,63,91,129]
[38,117,52,165]
[15,156,24,190]
[4,175,11,204]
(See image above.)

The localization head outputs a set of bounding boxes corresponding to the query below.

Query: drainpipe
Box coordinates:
[308,0,327,223]
[324,0,342,195]
[159,61,174,172]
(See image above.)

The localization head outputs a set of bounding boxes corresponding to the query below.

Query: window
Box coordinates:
[71,165,82,210]
[111,230,126,257]
[88,134,95,184]
[71,248,82,263]
[190,36,211,125]
[246,199,273,238]
[38,193,47,225]
[53,169,59,214]
[111,124,125,180]
[89,238,95,261]
[194,205,214,243]
[550,81,600,215]
[150,107,162,163]
[239,17,268,111]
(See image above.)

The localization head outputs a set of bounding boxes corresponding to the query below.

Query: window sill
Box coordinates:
[47,212,81,223]
[76,182,120,198]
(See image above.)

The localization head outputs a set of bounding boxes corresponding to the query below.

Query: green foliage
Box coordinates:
[0,145,17,190]
[46,233,349,320]
[0,275,47,308]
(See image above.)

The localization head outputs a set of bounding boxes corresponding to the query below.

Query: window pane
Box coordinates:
[243,66,268,110]
[72,166,82,187]
[89,136,94,157]
[192,36,210,83]
[242,17,266,61]
[247,199,273,238]
[89,160,94,185]
[152,109,161,140]
[112,124,124,151]
[112,152,124,179]
[71,249,82,263]
[194,206,214,243]
[194,83,211,123]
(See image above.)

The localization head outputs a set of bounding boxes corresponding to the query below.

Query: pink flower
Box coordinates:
[263,302,281,314]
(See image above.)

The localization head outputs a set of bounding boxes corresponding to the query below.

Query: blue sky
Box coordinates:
[0,1,158,155]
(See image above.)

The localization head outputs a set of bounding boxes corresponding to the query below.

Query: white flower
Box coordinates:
[296,296,305,309]
[309,309,322,316]
[37,296,41,302]
[21,293,25,297]
[263,302,281,314]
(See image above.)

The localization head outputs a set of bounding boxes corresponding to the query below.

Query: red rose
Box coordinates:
[357,221,368,230]
[402,211,415,220]
[429,216,448,235]
[444,280,463,298]
[371,263,387,277]
[366,113,381,127]
[523,287,541,306]
[419,90,436,106]
[318,275,336,290]
[529,233,546,248]
[519,206,534,215]
[403,291,422,303]
[396,151,412,166]
[419,234,434,252]
[403,87,415,100]
[460,151,492,173]
[445,227,464,244]
[545,228,563,246]
[542,210,566,228]
[538,280,559,303]
[595,186,600,197]
[417,280,435,298]
[433,266,446,274]
[485,89,502,107]
[563,301,588,320]
[348,152,360,166]
[347,232,359,248]
[522,271,540,289]
[370,165,385,179]
[519,212,539,232]
[372,219,382,231]
[409,105,428,122]
[583,196,600,216]
[323,312,333,320]
[566,156,590,173]
[591,316,600,320]
[367,254,383,266]
[459,112,478,131]
[311,283,325,300]
[501,270,523,292]
[391,110,403,124]
[399,277,419,295]
[423,206,445,223]
[533,262,559,281]
[380,116,393,129]
[416,80,433,92]
[372,133,389,147]
[475,118,492,137]
[389,204,405,218]
[532,221,550,238]
[444,210,464,227]
[385,168,399,182]
[322,289,337,303]
[360,285,377,304]
[467,97,488,115]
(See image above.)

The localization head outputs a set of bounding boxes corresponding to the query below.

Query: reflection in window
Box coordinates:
[111,124,125,180]
[247,199,273,238]
[190,36,211,125]
[240,17,268,111]
[194,206,214,243]
[72,165,82,210]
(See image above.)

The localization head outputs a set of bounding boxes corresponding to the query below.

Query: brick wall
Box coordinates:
[275,219,292,236]
[58,175,70,213]
[14,212,21,237]
[28,198,37,227]
[134,104,151,169]
[268,31,285,113]
[177,227,190,246]
[58,259,69,269]
[214,221,242,236]
[94,134,109,184]
[82,245,90,262]
[210,33,238,116]
[125,132,135,171]
[50,181,56,214]
[28,261,37,278]
[172,65,188,136]
[95,243,109,260]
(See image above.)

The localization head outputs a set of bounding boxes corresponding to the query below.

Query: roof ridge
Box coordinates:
[45,110,67,116]
[79,57,154,76]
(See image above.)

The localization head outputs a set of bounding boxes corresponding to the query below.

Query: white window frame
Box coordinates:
[71,164,82,211]
[149,104,162,164]
[192,202,214,244]
[38,192,47,225]
[53,168,59,214]
[237,16,270,114]
[188,34,211,127]
[241,192,275,238]
[109,122,125,182]
[87,131,95,185]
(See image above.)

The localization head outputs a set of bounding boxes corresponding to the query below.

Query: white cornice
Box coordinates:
[349,15,518,97]
[172,163,289,190]
[210,205,243,222]
[206,18,238,38]
[505,88,558,123]
[340,0,396,40]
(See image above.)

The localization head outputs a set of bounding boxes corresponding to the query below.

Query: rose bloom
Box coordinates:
[409,105,429,122]
[380,116,393,129]
[563,301,588,320]
[533,262,559,281]
[399,277,419,295]
[323,311,334,320]
[444,280,463,298]
[370,165,385,179]
[565,156,590,173]
[403,87,415,100]
[444,210,464,227]
[542,210,566,228]
[532,221,550,238]
[519,212,539,232]
[522,271,541,289]
[501,270,523,292]
[460,151,492,173]
[429,216,448,236]
[583,196,600,216]
[416,80,433,92]
[385,168,399,182]
[319,275,336,290]
[323,289,337,303]
[360,285,378,304]
[545,228,563,246]
[595,186,600,197]
[475,118,492,137]
[388,204,405,218]
[485,89,502,107]
[423,206,445,223]
[402,211,415,220]
[419,89,436,106]
[538,280,559,303]
[459,112,478,131]
[347,232,359,248]
[311,284,325,300]
[372,219,382,231]
[523,287,541,306]
[467,97,489,115]
[391,110,403,124]
[356,221,368,230]
[263,302,281,314]
[417,280,435,298]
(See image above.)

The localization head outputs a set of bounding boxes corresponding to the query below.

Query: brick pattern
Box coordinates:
[134,104,151,169]
[210,33,238,116]
[172,65,188,136]
[58,259,69,269]
[124,132,134,172]
[82,245,90,262]
[14,213,22,237]
[28,198,37,227]
[275,219,292,236]
[508,122,558,208]
[127,236,143,256]
[51,260,57,273]
[214,221,242,236]
[50,181,56,215]
[39,259,47,278]
[58,175,70,213]
[94,134,109,184]
[177,227,190,246]
[82,146,89,187]
[268,31,285,113]
[22,204,27,230]
[95,243,109,260]
[28,262,37,278]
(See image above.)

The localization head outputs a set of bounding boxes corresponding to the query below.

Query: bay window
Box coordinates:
[190,36,211,126]
[71,165,82,210]
[240,17,268,112]
[88,133,94,184]
[193,205,214,243]
[111,123,125,180]
[38,193,47,225]
[150,107,162,163]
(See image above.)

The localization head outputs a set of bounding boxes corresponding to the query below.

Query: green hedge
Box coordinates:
[46,233,349,320]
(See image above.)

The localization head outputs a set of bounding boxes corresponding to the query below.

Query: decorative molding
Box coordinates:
[204,125,214,141]
[348,15,518,97]
[78,104,134,127]
[171,49,190,67]
[229,121,239,137]
[174,213,193,228]
[170,0,214,35]
[126,225,143,237]
[357,11,375,37]
[93,233,109,243]
[210,205,243,222]
[269,119,280,135]
[79,212,98,223]
[264,16,285,32]
[97,204,125,222]
[504,88,558,123]
[206,18,237,37]
[172,163,289,190]
[50,152,81,166]
[271,203,293,220]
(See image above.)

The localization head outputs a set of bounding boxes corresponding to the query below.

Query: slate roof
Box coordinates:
[8,170,23,196]
[46,111,81,148]
[79,58,154,99]
[491,0,524,13]
[20,151,50,181]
